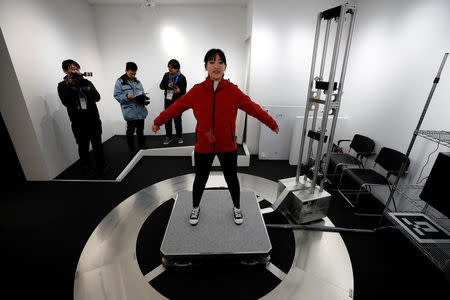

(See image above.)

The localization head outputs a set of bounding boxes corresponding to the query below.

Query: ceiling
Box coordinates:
[88,0,248,5]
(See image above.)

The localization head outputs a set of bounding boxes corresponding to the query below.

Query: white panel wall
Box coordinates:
[0,27,50,180]
[246,0,343,154]
[345,0,450,183]
[91,3,247,136]
[248,0,450,183]
[0,0,111,179]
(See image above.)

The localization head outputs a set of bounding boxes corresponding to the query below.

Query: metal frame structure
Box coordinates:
[375,53,449,271]
[274,3,357,224]
[378,52,448,226]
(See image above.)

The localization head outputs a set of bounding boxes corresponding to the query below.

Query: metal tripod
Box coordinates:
[273,3,357,224]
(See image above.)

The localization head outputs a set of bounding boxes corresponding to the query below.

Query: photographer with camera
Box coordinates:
[114,62,149,152]
[58,59,106,177]
[159,59,186,145]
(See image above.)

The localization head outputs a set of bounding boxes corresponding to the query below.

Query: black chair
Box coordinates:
[338,147,409,216]
[327,134,376,179]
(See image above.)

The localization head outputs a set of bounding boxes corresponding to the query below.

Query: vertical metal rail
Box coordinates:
[377,52,449,228]
[295,3,357,195]
[296,13,323,183]
[320,9,357,191]
[306,20,332,170]
[310,5,346,193]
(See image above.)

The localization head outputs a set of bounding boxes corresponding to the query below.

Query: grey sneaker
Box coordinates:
[163,137,173,145]
[233,207,243,225]
[189,207,200,225]
[177,138,184,144]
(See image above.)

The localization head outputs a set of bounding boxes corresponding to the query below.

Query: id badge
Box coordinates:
[166,90,173,100]
[79,95,87,110]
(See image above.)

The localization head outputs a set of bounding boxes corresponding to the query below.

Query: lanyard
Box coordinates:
[170,75,179,85]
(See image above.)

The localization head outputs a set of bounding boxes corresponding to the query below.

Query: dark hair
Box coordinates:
[62,59,80,71]
[168,59,180,70]
[203,49,227,66]
[126,62,138,71]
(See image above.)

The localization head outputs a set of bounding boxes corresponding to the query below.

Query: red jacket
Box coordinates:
[154,77,278,153]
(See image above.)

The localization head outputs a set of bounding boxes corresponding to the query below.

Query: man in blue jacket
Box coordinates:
[114,62,149,151]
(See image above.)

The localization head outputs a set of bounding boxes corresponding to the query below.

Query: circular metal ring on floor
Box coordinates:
[74,172,354,300]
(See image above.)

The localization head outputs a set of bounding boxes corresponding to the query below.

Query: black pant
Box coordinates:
[164,99,182,138]
[72,121,105,171]
[193,150,240,208]
[126,119,145,150]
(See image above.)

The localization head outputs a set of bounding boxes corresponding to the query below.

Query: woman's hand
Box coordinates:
[127,94,134,99]
[152,124,160,133]
[173,87,180,94]
[272,126,279,134]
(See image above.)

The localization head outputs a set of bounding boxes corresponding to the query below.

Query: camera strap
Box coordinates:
[78,88,87,110]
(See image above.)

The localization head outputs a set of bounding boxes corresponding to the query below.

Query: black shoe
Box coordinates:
[233,207,243,225]
[189,207,200,225]
[81,165,94,178]
[138,144,148,150]
[97,165,109,177]
[163,137,174,145]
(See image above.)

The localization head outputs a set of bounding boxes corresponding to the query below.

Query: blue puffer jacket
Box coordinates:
[114,74,148,121]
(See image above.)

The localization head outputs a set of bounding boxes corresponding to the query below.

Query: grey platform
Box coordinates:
[74,173,354,300]
[160,190,272,266]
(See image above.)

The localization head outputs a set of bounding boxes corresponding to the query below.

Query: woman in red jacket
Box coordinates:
[152,49,279,226]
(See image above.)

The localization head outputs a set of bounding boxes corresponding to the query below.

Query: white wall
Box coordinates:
[248,0,450,183]
[0,27,50,180]
[246,0,344,154]
[91,3,247,136]
[0,0,112,179]
[345,0,450,183]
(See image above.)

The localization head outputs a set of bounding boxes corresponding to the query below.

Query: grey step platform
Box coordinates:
[160,190,272,267]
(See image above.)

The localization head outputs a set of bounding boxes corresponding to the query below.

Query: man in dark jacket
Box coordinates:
[159,59,187,144]
[57,59,105,176]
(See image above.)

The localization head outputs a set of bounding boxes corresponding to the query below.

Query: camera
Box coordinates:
[69,72,92,88]
[135,93,150,106]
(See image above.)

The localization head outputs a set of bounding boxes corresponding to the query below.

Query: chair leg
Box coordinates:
[388,185,398,212]
[354,185,364,213]
[338,171,346,187]
[353,184,383,217]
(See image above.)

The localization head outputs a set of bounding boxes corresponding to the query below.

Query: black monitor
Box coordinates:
[419,152,450,218]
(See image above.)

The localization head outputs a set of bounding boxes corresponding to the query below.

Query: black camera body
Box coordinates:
[135,94,150,106]
[69,72,92,88]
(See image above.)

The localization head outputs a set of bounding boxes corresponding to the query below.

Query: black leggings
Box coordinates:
[193,150,240,208]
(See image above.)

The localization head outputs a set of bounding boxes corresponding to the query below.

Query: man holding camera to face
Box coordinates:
[57,59,106,177]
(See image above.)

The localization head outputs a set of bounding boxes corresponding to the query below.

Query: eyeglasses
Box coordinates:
[68,65,80,71]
